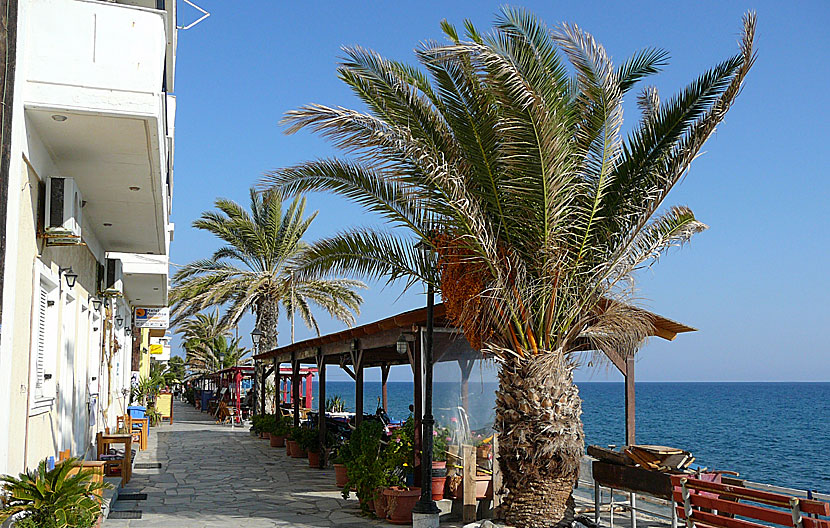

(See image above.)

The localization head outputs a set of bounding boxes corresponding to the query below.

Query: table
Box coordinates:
[97,433,132,485]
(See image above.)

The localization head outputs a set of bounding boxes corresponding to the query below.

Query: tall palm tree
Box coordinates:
[264,8,755,527]
[170,188,365,351]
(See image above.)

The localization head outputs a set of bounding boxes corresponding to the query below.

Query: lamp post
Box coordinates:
[412,243,440,526]
[251,328,263,415]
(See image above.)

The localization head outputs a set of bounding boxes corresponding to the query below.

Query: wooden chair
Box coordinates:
[672,475,830,528]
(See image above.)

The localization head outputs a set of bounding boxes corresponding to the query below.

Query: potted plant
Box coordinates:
[146,406,162,427]
[298,428,327,468]
[287,427,306,458]
[0,457,111,528]
[380,416,422,523]
[341,421,387,514]
[269,415,289,447]
[332,441,351,488]
[431,425,450,499]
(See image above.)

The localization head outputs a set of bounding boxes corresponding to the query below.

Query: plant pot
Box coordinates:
[447,474,493,500]
[334,463,348,488]
[432,460,447,470]
[260,432,270,440]
[287,440,306,459]
[383,486,421,525]
[308,450,321,467]
[374,488,388,519]
[270,434,285,448]
[286,439,298,457]
[476,443,492,460]
[476,474,493,499]
[431,475,447,500]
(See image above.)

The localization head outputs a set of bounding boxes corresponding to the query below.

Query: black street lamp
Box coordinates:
[251,328,263,348]
[251,328,263,415]
[91,298,102,311]
[412,243,440,523]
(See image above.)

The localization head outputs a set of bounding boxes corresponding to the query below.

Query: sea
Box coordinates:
[314,381,830,494]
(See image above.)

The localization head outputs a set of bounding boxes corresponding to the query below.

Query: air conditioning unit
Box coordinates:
[101,258,123,296]
[44,177,83,243]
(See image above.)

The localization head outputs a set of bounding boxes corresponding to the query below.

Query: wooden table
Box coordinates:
[97,433,132,485]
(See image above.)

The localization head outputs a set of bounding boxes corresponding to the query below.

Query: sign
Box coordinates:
[149,344,164,355]
[134,307,169,329]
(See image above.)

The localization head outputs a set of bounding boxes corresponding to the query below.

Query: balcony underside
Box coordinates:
[26,106,168,255]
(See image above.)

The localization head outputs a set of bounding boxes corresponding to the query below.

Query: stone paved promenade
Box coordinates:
[104,401,397,527]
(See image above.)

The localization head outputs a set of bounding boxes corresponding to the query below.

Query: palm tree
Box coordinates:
[263,8,755,527]
[176,310,226,361]
[170,188,365,351]
[186,334,251,375]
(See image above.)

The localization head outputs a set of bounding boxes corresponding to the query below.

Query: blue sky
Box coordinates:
[170,1,829,382]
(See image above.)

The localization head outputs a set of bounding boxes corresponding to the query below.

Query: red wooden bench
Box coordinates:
[671,475,830,528]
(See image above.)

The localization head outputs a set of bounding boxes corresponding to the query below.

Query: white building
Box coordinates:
[0,0,177,476]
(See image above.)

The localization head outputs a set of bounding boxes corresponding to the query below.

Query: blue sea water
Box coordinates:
[316,381,830,494]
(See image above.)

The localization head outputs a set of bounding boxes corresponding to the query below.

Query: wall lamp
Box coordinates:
[91,298,102,311]
[115,315,123,326]
[59,267,78,289]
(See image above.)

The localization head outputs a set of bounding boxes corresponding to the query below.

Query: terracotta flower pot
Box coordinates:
[448,474,493,500]
[270,434,285,448]
[260,432,270,440]
[431,476,446,500]
[374,489,388,519]
[287,440,306,458]
[307,450,321,467]
[383,486,421,525]
[334,463,348,488]
[476,474,493,499]
[432,460,447,469]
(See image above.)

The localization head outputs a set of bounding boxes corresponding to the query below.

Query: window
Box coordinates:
[30,263,59,415]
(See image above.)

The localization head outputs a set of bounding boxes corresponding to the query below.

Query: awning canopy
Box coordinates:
[253,301,695,368]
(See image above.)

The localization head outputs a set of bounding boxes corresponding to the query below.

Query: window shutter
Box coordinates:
[35,286,48,399]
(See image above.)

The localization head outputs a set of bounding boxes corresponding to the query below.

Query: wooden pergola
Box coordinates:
[253,301,695,475]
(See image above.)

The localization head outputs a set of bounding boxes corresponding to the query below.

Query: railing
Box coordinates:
[577,457,830,528]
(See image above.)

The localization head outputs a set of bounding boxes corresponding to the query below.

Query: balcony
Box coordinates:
[23,0,176,255]
[25,0,171,95]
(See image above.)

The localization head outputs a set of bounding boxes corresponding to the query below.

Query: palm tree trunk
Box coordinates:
[256,294,279,352]
[495,353,584,528]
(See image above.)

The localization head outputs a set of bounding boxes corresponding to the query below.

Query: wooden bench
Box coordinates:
[671,475,830,528]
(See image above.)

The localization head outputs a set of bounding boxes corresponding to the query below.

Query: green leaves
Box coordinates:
[264,10,754,360]
[0,457,111,524]
[171,187,366,353]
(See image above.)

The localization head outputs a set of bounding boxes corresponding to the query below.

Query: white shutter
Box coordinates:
[35,286,48,399]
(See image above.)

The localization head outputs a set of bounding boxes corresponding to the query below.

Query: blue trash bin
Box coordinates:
[200,390,213,411]
[127,405,146,419]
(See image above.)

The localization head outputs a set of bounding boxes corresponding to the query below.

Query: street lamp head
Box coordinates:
[91,298,102,311]
[250,328,263,347]
[115,315,123,326]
